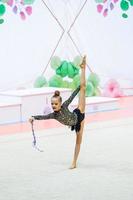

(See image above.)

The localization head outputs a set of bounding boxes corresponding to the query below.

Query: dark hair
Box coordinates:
[52,90,62,102]
[54,90,60,97]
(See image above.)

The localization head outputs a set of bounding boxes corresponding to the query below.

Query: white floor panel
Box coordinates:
[0,118,133,200]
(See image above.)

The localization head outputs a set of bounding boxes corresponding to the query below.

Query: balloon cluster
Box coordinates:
[95,0,119,17]
[0,3,6,24]
[49,56,82,90]
[86,73,101,97]
[49,56,101,96]
[34,56,101,97]
[95,0,133,18]
[34,76,47,88]
[120,0,133,18]
[0,0,35,24]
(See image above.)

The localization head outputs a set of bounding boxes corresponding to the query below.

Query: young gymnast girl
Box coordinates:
[29,55,86,169]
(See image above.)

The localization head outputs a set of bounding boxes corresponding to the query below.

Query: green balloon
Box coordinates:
[129,0,133,6]
[56,66,62,76]
[122,13,128,18]
[73,74,80,87]
[93,88,101,96]
[1,0,8,3]
[70,62,79,76]
[120,0,129,11]
[88,73,100,88]
[34,76,47,88]
[73,56,82,68]
[51,56,61,70]
[60,61,68,77]
[68,63,75,78]
[0,18,4,24]
[74,67,79,75]
[49,75,63,88]
[23,0,35,5]
[61,60,68,66]
[62,80,69,88]
[69,81,76,90]
[0,4,6,16]
[86,81,95,97]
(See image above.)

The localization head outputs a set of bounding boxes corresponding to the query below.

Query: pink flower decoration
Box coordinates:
[13,5,18,14]
[97,4,103,13]
[20,0,24,5]
[20,11,26,20]
[103,79,123,98]
[7,0,14,7]
[110,2,114,10]
[113,87,123,97]
[25,6,32,15]
[103,8,108,17]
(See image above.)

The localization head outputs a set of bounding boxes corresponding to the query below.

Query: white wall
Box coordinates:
[0,0,62,90]
[0,0,133,91]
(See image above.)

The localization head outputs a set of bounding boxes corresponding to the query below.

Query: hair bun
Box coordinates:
[54,90,60,97]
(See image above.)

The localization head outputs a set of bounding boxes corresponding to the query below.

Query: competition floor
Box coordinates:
[0,96,133,200]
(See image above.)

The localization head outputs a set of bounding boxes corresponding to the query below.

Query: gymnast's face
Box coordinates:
[51,97,61,112]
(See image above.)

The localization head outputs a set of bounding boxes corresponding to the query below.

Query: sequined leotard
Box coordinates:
[33,86,80,127]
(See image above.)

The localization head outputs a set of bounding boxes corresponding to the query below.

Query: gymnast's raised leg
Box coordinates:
[70,56,86,169]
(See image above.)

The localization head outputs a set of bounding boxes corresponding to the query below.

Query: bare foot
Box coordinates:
[69,163,77,170]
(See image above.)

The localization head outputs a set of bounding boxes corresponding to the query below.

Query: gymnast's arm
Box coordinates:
[29,113,54,122]
[62,85,80,107]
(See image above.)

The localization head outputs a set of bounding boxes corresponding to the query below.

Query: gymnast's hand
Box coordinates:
[29,117,34,124]
[80,55,86,68]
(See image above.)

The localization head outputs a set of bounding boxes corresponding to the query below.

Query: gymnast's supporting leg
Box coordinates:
[70,120,85,169]
[70,56,86,169]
